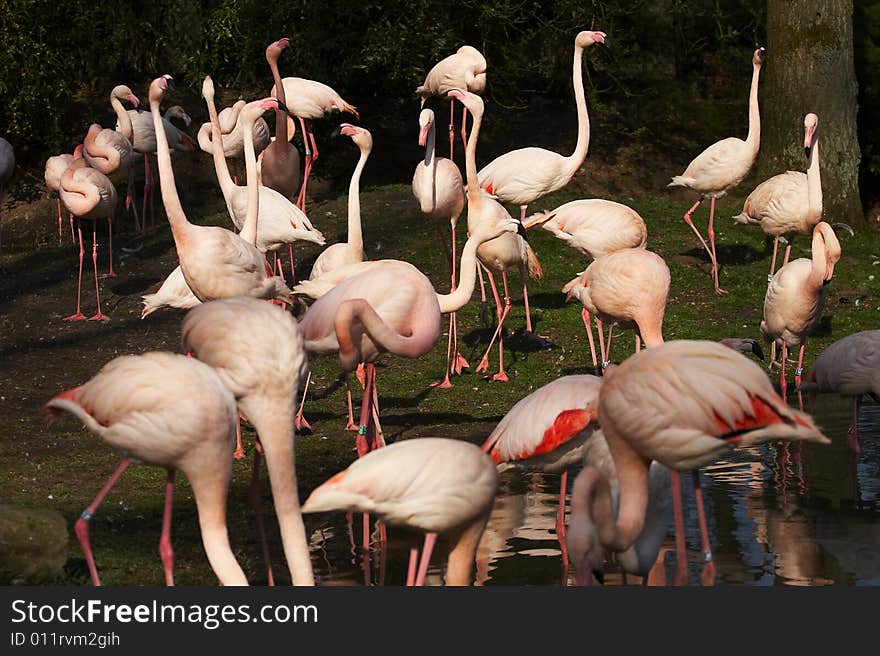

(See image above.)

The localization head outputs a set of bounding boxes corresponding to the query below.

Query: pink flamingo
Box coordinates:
[563,247,670,370]
[416,45,487,159]
[182,297,314,586]
[734,113,822,280]
[44,152,74,245]
[805,329,880,454]
[112,84,195,232]
[571,340,829,586]
[140,265,199,318]
[270,75,358,212]
[202,76,324,282]
[412,108,467,386]
[669,47,767,295]
[448,87,542,382]
[198,99,271,188]
[149,75,289,303]
[298,214,522,453]
[523,198,646,260]
[59,148,116,321]
[760,222,841,397]
[44,352,247,586]
[302,438,498,586]
[476,31,606,222]
[260,37,302,203]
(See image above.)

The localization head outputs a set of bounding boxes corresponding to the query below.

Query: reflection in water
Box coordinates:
[304,396,879,586]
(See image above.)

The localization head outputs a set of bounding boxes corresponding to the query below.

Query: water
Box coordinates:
[306,396,880,586]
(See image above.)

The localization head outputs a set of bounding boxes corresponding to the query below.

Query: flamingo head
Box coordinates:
[753,47,767,66]
[201,75,215,102]
[576,30,607,48]
[417,109,434,147]
[804,113,819,160]
[149,75,175,103]
[446,87,483,118]
[333,123,373,151]
[112,85,139,109]
[72,144,84,160]
[266,37,290,60]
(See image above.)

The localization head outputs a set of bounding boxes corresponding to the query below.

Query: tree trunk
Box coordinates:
[760,0,863,226]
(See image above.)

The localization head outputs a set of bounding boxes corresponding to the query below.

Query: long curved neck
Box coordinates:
[437,233,481,313]
[60,166,99,212]
[240,113,260,246]
[806,139,822,223]
[422,122,437,169]
[463,105,483,206]
[564,44,590,173]
[445,513,489,585]
[111,94,133,142]
[150,92,192,242]
[574,451,649,553]
[745,64,762,151]
[206,95,236,198]
[268,57,289,145]
[251,407,315,585]
[639,323,665,349]
[346,145,369,256]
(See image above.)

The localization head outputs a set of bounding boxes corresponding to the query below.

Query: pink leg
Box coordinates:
[477,271,504,373]
[288,243,295,283]
[64,220,87,321]
[99,216,116,278]
[521,263,534,334]
[355,363,377,458]
[848,396,862,455]
[449,98,455,161]
[780,342,788,398]
[126,164,139,232]
[460,105,468,157]
[158,469,175,586]
[414,533,438,586]
[670,470,689,586]
[596,318,607,368]
[345,384,358,431]
[296,118,311,210]
[691,470,715,586]
[557,470,569,570]
[493,272,512,382]
[451,226,469,374]
[604,325,614,366]
[249,446,275,586]
[294,371,312,431]
[581,308,598,370]
[69,212,75,244]
[635,334,641,353]
[141,154,151,234]
[231,416,245,460]
[432,314,454,389]
[88,222,109,321]
[75,459,131,586]
[782,242,792,268]
[406,546,419,586]
[794,344,805,390]
[682,199,718,286]
[707,197,727,294]
[56,198,63,245]
[768,236,780,283]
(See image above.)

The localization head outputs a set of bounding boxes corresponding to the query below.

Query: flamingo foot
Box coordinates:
[714,286,728,296]
[453,352,469,374]
[64,313,88,321]
[87,312,109,322]
[491,370,509,383]
[673,565,689,586]
[232,445,245,460]
[431,375,453,389]
[700,560,716,587]
[294,412,312,431]
[98,272,117,280]
[476,358,489,373]
[345,419,358,431]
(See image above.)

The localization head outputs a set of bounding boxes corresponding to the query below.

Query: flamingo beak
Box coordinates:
[418,124,430,147]
[593,569,605,585]
[804,126,815,160]
[751,341,765,361]
[515,220,529,241]
[127,94,140,108]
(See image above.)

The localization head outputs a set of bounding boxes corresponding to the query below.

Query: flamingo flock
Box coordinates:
[14,26,870,588]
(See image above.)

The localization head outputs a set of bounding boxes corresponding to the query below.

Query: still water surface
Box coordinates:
[306,395,880,586]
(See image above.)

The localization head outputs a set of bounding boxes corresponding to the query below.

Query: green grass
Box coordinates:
[0,178,877,585]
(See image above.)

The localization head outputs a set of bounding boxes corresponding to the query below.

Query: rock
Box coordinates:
[0,504,68,583]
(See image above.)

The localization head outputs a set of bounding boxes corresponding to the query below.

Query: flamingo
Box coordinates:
[148,75,290,303]
[719,337,765,361]
[59,149,117,321]
[805,330,880,454]
[298,213,523,454]
[0,137,13,252]
[197,99,271,178]
[476,31,606,222]
[412,108,468,387]
[202,76,324,281]
[82,123,136,276]
[448,87,542,382]
[563,247,670,371]
[112,84,195,232]
[182,297,314,586]
[416,45,487,159]
[163,105,192,129]
[760,222,841,397]
[669,47,767,295]
[302,438,498,586]
[140,265,200,319]
[571,340,829,586]
[45,152,73,245]
[734,113,822,280]
[270,75,358,212]
[43,352,247,586]
[523,198,647,260]
[260,37,302,203]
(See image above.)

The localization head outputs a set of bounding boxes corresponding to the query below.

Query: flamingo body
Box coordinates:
[197,101,271,159]
[415,46,487,101]
[807,330,880,399]
[141,265,200,318]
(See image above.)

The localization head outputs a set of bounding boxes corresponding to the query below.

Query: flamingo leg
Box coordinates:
[556,470,569,570]
[521,262,534,334]
[433,315,454,389]
[493,271,512,382]
[794,344,805,390]
[69,212,75,244]
[56,198,63,245]
[355,363,377,457]
[460,105,468,158]
[75,459,131,586]
[581,308,598,371]
[682,199,719,287]
[780,342,788,399]
[477,271,504,372]
[848,396,862,455]
[604,325,614,366]
[371,381,386,448]
[288,244,296,283]
[635,333,641,353]
[448,98,455,161]
[596,318,607,369]
[345,384,358,431]
[248,445,275,586]
[768,236,780,283]
[158,469,176,586]
[414,532,438,587]
[406,546,419,586]
[707,197,727,294]
[296,118,311,210]
[691,470,715,586]
[87,221,109,321]
[782,241,792,268]
[670,470,689,586]
[233,416,244,460]
[294,371,312,431]
[64,219,87,321]
[126,163,140,233]
[451,225,469,374]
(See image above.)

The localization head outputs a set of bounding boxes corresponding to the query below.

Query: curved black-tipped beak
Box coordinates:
[516,219,529,241]
[759,48,767,62]
[593,569,605,585]
[166,77,176,90]
[276,100,290,115]
[751,341,765,361]
[804,146,812,161]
